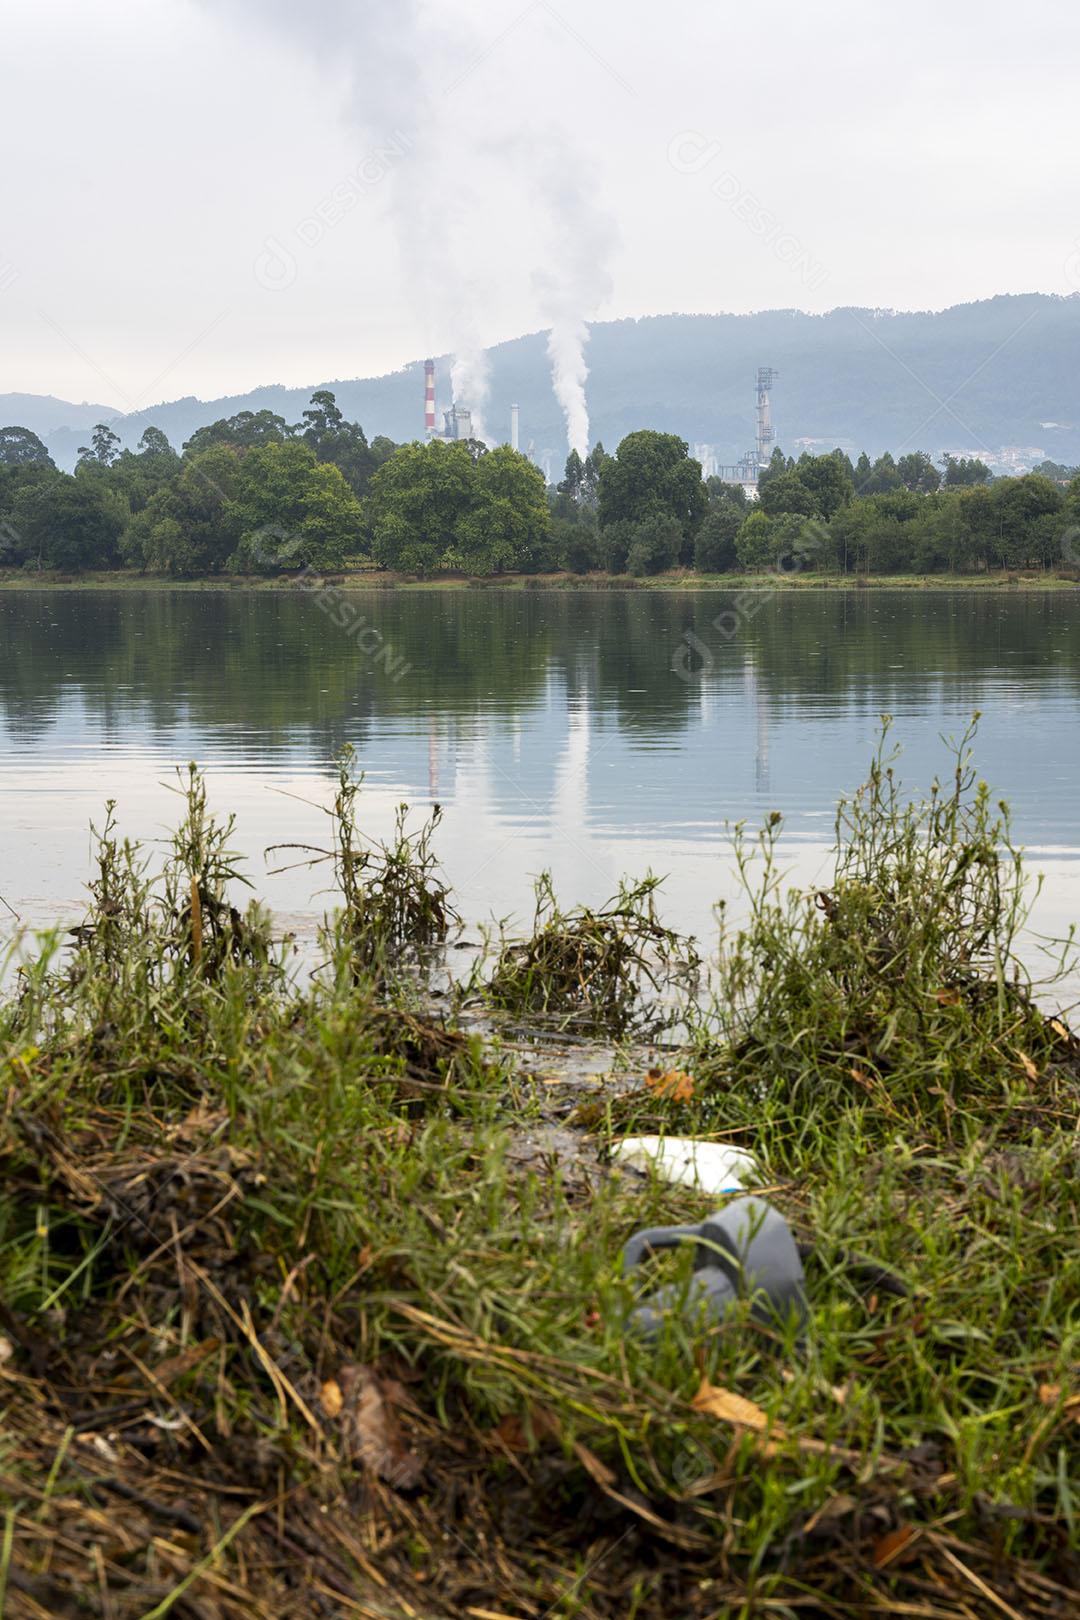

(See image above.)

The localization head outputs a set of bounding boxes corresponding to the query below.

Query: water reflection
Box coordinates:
[1,588,1078,972]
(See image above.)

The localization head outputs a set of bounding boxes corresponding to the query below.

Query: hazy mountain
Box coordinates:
[11,294,1080,473]
[0,393,119,441]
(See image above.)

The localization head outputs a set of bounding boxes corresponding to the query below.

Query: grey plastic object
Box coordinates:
[622,1195,807,1340]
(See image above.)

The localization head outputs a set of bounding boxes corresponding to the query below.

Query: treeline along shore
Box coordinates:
[2,396,1079,582]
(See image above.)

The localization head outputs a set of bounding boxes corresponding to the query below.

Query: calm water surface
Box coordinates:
[2,588,1078,994]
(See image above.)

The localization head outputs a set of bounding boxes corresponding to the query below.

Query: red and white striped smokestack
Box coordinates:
[424,358,436,436]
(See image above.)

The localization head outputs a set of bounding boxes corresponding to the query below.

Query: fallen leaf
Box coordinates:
[1050,1019,1072,1043]
[691,1379,770,1431]
[1014,1049,1039,1081]
[646,1067,695,1103]
[154,1338,220,1388]
[320,1378,344,1419]
[873,1524,918,1568]
[934,986,962,1006]
[692,1377,870,1466]
[0,1334,13,1369]
[335,1364,423,1488]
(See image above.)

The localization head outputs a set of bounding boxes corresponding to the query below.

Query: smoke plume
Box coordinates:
[204,1,616,455]
[529,138,616,457]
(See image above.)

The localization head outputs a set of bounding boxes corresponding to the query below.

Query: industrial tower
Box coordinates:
[424,359,436,436]
[756,366,778,467]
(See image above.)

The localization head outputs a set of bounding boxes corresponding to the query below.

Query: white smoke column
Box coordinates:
[200,6,619,454]
[450,344,491,442]
[526,132,617,460]
[204,0,495,434]
[546,319,590,458]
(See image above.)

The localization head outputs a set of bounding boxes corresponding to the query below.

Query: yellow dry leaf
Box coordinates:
[691,1378,770,1431]
[646,1068,695,1103]
[692,1376,868,1465]
[320,1378,344,1419]
[934,987,962,1006]
[1014,1049,1039,1081]
[1050,1019,1071,1042]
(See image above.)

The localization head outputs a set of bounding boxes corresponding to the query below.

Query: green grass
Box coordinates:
[0,730,1078,1617]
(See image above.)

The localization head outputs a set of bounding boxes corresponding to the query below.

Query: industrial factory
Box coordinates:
[423,356,778,496]
[695,367,778,496]
[423,358,520,451]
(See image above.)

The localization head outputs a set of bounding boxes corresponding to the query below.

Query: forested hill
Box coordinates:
[12,293,1080,470]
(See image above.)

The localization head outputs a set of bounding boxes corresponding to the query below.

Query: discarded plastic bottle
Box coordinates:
[610,1135,759,1194]
[621,1196,806,1340]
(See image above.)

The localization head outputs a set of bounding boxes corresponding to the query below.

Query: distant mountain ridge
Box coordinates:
[7,294,1080,473]
[0,393,119,441]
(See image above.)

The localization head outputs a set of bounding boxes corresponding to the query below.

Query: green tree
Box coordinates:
[797,451,853,519]
[626,511,683,575]
[734,509,776,569]
[13,475,124,570]
[77,423,121,468]
[581,443,607,507]
[0,425,54,466]
[896,451,941,493]
[138,425,177,460]
[705,476,748,511]
[553,512,600,573]
[183,410,291,456]
[229,440,364,571]
[558,450,586,502]
[1033,460,1078,484]
[450,447,550,575]
[864,452,903,495]
[127,445,244,575]
[987,474,1063,568]
[693,503,741,572]
[367,440,477,575]
[853,451,873,494]
[758,469,818,519]
[598,430,706,561]
[296,390,377,496]
[756,446,792,489]
[941,454,991,487]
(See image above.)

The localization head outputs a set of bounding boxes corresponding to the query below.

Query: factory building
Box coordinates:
[423,358,521,449]
[423,358,476,442]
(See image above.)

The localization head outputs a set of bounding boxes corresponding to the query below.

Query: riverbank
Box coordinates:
[2,565,1079,592]
[2,740,1078,1617]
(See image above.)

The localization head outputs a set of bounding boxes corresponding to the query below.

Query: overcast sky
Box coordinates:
[2,0,1078,410]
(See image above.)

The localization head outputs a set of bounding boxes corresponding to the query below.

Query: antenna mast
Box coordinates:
[756,366,778,466]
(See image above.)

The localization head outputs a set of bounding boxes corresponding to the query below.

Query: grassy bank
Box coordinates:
[2,565,1080,593]
[1,733,1079,1617]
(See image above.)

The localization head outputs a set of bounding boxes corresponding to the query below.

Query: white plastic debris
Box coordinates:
[610,1136,759,1194]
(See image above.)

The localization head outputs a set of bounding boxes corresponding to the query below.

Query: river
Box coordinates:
[2,587,1078,998]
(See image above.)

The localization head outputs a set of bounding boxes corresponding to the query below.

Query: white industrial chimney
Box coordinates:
[510,403,520,451]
